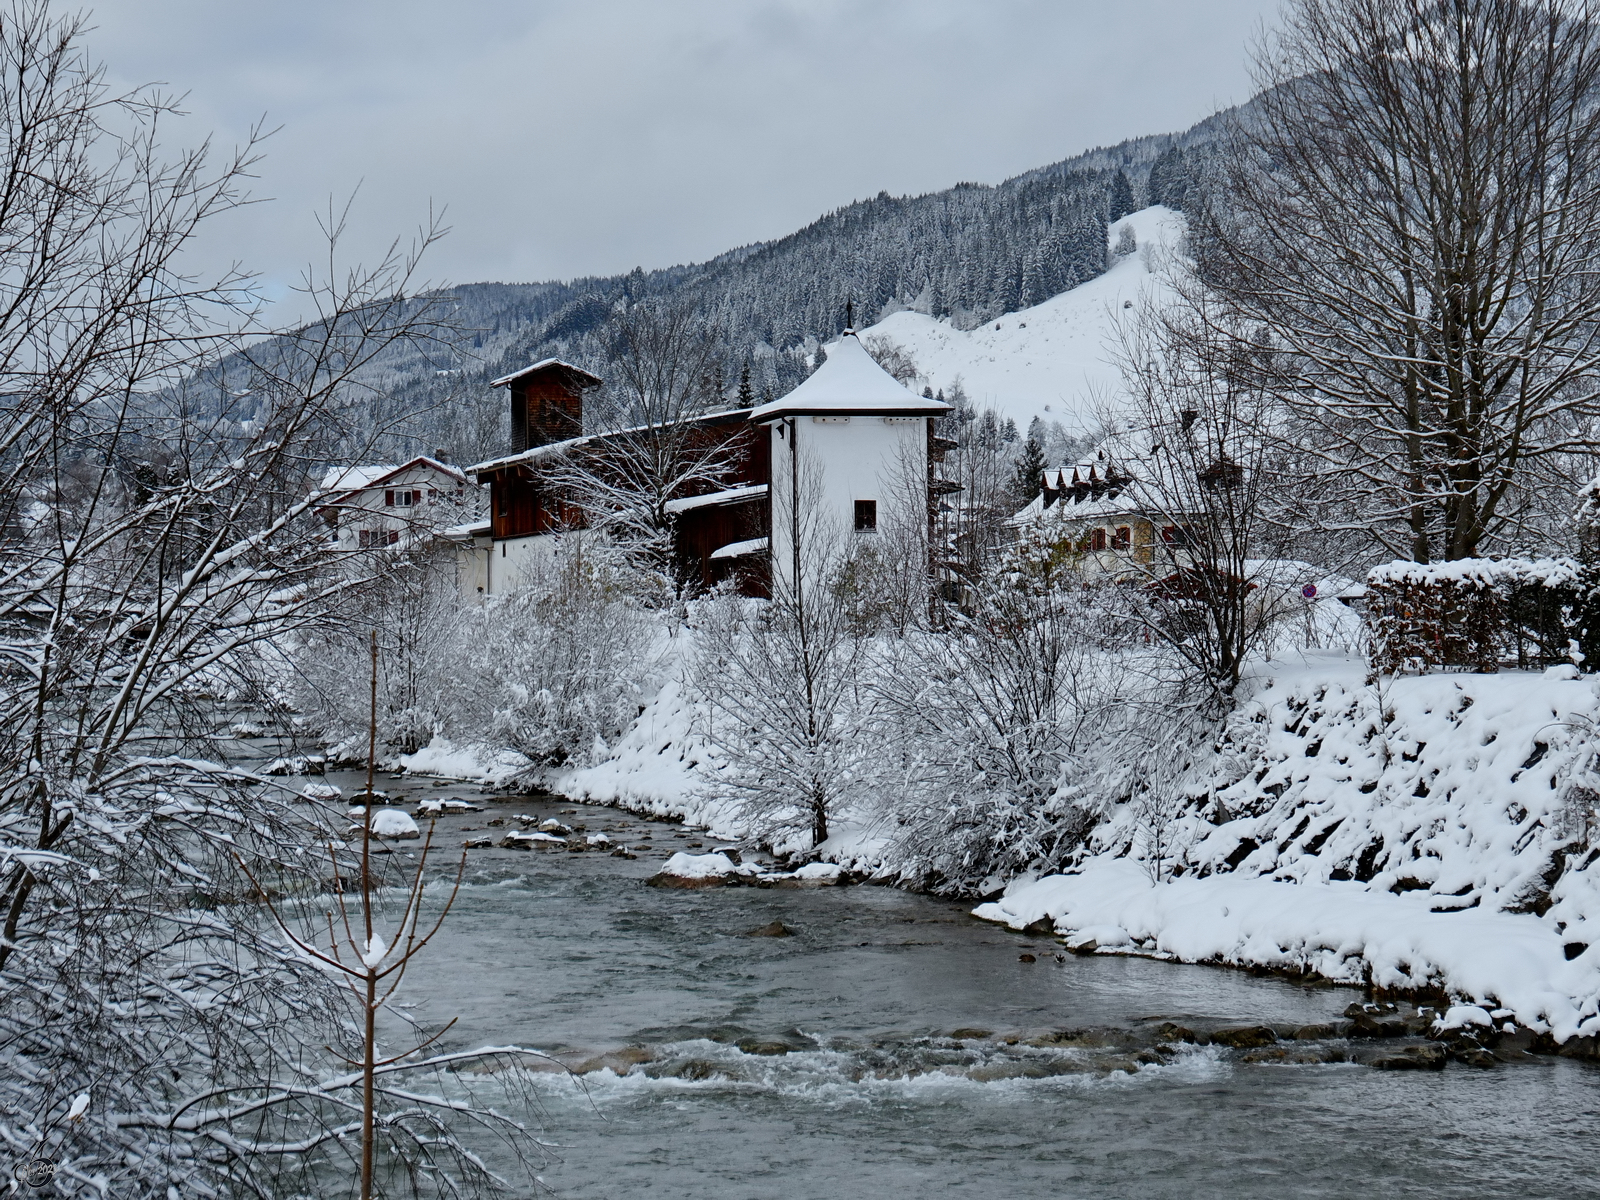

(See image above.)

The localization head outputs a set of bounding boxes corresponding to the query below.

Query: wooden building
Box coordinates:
[450,336,950,598]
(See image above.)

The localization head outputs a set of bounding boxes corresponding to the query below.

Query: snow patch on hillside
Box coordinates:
[853,205,1184,433]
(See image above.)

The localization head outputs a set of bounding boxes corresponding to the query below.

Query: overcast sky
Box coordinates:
[83,0,1277,299]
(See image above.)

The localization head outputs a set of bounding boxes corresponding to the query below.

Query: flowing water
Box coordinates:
[270,761,1599,1199]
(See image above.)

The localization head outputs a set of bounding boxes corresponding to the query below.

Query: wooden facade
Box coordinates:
[500,359,601,454]
[475,366,776,593]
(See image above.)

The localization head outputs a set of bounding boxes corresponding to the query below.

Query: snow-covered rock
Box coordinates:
[368,809,419,840]
[501,830,565,849]
[415,797,481,815]
[647,851,747,889]
[300,783,342,801]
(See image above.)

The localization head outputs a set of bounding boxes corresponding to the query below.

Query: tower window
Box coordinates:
[854,500,877,531]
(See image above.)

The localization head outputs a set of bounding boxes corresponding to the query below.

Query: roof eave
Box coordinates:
[751,404,950,420]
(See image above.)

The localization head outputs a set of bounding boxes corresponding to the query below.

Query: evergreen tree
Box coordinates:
[1148,146,1189,211]
[977,409,999,449]
[1107,169,1136,223]
[812,343,827,372]
[737,361,754,406]
[1001,417,1018,443]
[1011,435,1047,503]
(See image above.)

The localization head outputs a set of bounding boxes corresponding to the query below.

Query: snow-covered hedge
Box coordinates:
[1367,556,1600,675]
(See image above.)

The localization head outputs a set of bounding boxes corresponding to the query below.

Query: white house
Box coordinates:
[752,332,949,588]
[316,456,468,552]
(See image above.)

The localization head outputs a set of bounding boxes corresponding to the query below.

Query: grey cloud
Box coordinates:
[82,0,1275,299]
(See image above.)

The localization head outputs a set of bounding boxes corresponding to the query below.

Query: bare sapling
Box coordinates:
[694,439,868,855]
[238,632,552,1198]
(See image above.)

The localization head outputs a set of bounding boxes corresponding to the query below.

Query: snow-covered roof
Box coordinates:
[710,536,769,560]
[468,434,591,476]
[749,333,950,420]
[317,456,465,503]
[440,519,491,541]
[321,463,394,492]
[466,408,752,477]
[490,357,604,389]
[664,483,768,515]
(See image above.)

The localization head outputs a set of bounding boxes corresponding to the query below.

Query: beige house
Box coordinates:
[1010,457,1197,580]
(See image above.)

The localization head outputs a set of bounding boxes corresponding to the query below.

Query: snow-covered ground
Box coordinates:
[850,205,1184,434]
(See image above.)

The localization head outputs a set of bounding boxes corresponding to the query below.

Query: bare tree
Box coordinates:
[543,298,741,594]
[1198,0,1600,561]
[244,635,551,1200]
[1111,295,1298,709]
[693,448,867,852]
[0,5,553,1191]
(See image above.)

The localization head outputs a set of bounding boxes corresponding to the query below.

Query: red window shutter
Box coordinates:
[385,489,394,506]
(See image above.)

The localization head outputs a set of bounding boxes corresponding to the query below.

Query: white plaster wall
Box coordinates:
[454,538,492,599]
[767,415,927,586]
[485,531,563,595]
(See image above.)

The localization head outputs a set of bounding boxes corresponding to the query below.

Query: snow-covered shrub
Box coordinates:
[294,535,655,778]
[447,547,655,775]
[691,577,869,855]
[870,539,1141,893]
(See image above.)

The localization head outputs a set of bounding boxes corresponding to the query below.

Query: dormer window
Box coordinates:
[854,500,877,531]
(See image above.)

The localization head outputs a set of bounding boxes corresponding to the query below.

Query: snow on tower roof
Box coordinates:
[490,358,603,389]
[749,333,950,420]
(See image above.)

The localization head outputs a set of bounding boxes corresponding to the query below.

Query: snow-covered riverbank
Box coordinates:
[395,650,1600,1045]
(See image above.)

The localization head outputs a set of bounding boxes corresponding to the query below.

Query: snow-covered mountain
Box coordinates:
[850,205,1183,436]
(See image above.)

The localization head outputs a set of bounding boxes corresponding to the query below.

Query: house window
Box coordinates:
[854,499,877,531]
[1112,526,1131,550]
[386,529,399,546]
[1090,528,1107,552]
[1162,524,1193,546]
[358,529,372,548]
[386,489,420,507]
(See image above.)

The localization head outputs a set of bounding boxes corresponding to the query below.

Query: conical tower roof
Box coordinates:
[750,333,950,420]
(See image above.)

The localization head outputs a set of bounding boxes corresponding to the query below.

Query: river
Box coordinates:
[278,763,1600,1199]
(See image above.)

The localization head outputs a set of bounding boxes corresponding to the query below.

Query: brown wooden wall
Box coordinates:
[675,496,769,595]
[510,377,584,452]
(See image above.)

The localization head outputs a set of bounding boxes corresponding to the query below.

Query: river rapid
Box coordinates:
[277,764,1599,1199]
